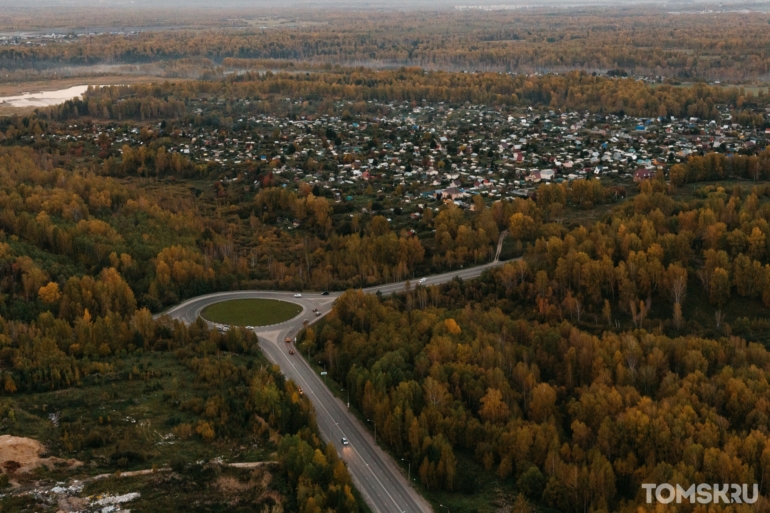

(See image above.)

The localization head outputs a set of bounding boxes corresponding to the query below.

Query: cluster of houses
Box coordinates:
[26,95,769,228]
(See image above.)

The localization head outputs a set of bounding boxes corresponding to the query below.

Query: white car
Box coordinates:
[419,278,427,284]
[294,293,302,298]
[341,437,349,446]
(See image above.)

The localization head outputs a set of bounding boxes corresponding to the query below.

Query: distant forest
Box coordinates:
[2,8,770,82]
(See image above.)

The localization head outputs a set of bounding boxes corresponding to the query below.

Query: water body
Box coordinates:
[0,85,89,108]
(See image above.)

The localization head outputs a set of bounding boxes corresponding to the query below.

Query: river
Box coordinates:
[0,85,90,108]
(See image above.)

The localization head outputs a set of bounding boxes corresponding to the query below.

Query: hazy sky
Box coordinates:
[0,0,727,7]
[0,0,757,24]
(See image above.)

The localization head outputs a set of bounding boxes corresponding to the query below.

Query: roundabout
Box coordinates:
[200,298,302,327]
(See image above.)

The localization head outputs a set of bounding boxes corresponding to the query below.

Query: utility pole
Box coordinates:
[341,387,349,408]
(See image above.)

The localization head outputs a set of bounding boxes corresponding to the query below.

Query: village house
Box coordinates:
[633,168,654,182]
[438,186,468,200]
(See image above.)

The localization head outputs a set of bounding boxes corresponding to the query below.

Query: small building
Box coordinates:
[439,187,468,200]
[540,169,556,181]
[633,168,654,182]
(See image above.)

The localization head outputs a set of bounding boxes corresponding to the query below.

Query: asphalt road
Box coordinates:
[162,234,511,513]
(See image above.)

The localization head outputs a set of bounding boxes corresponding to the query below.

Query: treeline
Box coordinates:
[669,150,770,186]
[533,179,615,213]
[306,287,770,511]
[5,8,770,80]
[33,69,766,121]
[39,85,186,122]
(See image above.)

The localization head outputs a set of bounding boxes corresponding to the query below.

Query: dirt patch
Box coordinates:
[0,435,46,475]
[0,435,81,477]
[57,495,87,512]
[256,468,272,489]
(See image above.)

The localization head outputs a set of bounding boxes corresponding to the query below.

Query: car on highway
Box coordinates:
[289,349,295,355]
[294,293,302,298]
[315,311,321,316]
[285,337,291,343]
[321,291,330,295]
[419,277,427,283]
[341,437,349,446]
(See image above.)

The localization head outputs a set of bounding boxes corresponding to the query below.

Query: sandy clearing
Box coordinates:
[0,435,81,477]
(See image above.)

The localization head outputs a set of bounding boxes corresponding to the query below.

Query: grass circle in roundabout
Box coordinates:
[200,298,302,327]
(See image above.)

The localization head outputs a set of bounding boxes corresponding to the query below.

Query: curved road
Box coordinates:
[162,234,511,513]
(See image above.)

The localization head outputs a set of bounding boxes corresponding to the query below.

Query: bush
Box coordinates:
[516,466,546,499]
[173,423,193,439]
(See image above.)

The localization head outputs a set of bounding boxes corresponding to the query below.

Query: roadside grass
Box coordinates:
[200,298,302,326]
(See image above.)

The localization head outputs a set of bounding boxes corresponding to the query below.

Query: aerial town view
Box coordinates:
[1,0,770,512]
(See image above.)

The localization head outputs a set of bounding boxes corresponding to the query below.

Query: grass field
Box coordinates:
[200,298,302,326]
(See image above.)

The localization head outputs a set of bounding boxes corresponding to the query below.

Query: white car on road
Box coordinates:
[419,277,427,284]
[341,437,349,446]
[294,293,302,298]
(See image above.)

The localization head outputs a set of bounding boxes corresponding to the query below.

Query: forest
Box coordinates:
[4,8,770,82]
